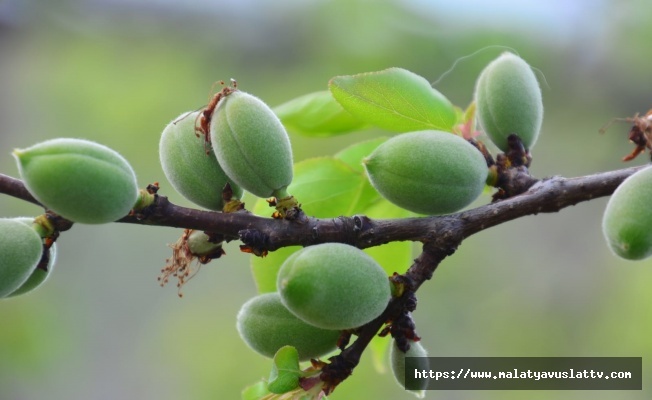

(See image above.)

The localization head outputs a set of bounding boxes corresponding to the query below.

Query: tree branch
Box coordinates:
[0,165,645,249]
[0,173,41,206]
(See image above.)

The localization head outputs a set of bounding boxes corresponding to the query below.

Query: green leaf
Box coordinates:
[242,381,271,400]
[334,137,388,174]
[290,158,379,217]
[252,157,379,218]
[329,68,456,133]
[251,245,300,293]
[274,91,367,136]
[368,335,391,374]
[268,346,302,394]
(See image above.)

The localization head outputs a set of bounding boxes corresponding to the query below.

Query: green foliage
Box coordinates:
[274,91,367,136]
[334,137,388,174]
[267,346,302,394]
[13,138,138,224]
[288,158,379,216]
[475,52,543,151]
[0,219,43,298]
[603,166,652,260]
[242,345,334,400]
[242,381,271,400]
[236,293,339,361]
[364,130,488,215]
[329,68,456,133]
[211,90,294,198]
[277,243,391,330]
[251,246,300,294]
[159,110,243,210]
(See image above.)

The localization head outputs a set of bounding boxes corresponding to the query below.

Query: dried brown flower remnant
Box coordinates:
[158,229,224,297]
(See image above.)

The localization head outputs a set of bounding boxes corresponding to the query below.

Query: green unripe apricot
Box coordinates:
[475,52,543,151]
[236,292,340,361]
[0,219,43,298]
[602,166,652,260]
[159,111,243,210]
[390,340,429,398]
[363,130,488,215]
[277,243,391,330]
[6,218,56,297]
[210,90,294,198]
[14,138,138,224]
[8,245,55,297]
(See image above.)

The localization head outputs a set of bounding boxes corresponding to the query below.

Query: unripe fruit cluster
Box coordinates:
[159,85,295,211]
[237,243,391,359]
[159,111,243,210]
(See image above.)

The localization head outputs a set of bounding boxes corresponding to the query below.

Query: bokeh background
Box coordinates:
[1,0,651,399]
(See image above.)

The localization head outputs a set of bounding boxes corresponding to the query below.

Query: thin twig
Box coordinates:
[0,166,645,250]
[0,173,41,206]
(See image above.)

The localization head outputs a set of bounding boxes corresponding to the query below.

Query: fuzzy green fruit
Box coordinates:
[0,219,43,298]
[363,130,487,215]
[277,243,390,330]
[475,52,543,151]
[6,218,56,297]
[236,292,340,361]
[14,138,138,224]
[210,90,293,198]
[8,245,55,297]
[159,111,243,210]
[602,166,652,260]
[390,340,429,398]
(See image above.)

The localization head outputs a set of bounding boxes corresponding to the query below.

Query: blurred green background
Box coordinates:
[1,0,651,399]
